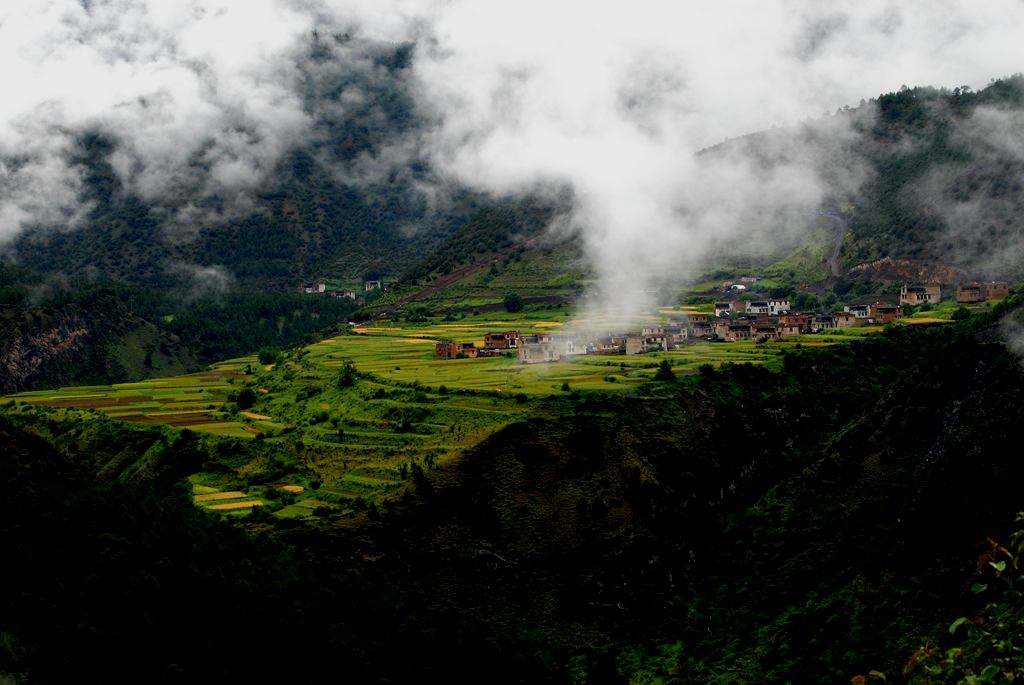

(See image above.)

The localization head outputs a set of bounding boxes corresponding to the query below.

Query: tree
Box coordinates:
[503,293,525,313]
[336,363,358,388]
[654,359,676,382]
[951,306,973,321]
[257,347,279,365]
[236,388,257,409]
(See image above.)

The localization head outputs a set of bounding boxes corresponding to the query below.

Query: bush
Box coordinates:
[654,359,676,382]
[951,306,973,321]
[257,347,279,365]
[503,293,525,313]
[236,388,257,410]
[337,363,358,388]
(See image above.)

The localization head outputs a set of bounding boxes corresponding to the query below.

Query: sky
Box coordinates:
[2,0,1023,316]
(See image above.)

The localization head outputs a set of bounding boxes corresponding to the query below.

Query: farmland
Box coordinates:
[4,301,979,521]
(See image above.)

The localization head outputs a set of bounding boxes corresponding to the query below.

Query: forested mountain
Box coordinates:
[705,75,1024,278]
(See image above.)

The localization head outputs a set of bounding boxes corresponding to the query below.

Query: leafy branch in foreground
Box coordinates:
[857,515,1024,685]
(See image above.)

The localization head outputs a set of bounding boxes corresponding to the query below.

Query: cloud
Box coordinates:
[0,0,314,239]
[165,260,233,297]
[407,0,1024,320]
[2,0,1024,316]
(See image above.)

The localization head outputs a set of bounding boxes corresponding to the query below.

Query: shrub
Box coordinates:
[257,347,279,365]
[236,388,257,409]
[654,360,676,382]
[503,293,525,313]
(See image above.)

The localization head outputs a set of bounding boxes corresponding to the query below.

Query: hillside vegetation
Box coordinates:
[3,300,1024,682]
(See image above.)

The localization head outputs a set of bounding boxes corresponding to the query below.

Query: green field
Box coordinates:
[6,303,982,519]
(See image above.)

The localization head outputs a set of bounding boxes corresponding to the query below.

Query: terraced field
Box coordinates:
[5,303,979,520]
[7,359,255,438]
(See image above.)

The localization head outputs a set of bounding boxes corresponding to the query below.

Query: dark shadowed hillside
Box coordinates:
[4,302,1024,683]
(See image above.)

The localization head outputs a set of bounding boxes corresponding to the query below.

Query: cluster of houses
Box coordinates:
[434,300,899,364]
[954,281,1009,304]
[432,280,1011,365]
[299,280,387,300]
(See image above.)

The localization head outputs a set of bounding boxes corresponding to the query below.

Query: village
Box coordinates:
[435,280,1010,364]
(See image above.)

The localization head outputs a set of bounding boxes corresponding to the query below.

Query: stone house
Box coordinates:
[780,313,814,331]
[778,323,802,338]
[900,284,941,305]
[845,304,872,319]
[983,281,1010,299]
[364,280,384,291]
[835,313,860,327]
[751,324,779,342]
[767,299,791,316]
[811,315,836,332]
[956,284,985,304]
[518,334,559,364]
[871,303,903,323]
[746,301,771,316]
[435,341,478,359]
[483,330,521,350]
[626,335,667,355]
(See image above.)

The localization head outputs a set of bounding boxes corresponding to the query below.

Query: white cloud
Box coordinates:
[2,0,1024,314]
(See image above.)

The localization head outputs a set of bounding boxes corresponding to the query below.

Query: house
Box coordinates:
[956,284,985,303]
[811,315,836,332]
[518,334,559,364]
[664,326,688,347]
[740,276,763,283]
[767,299,791,316]
[983,281,1010,299]
[687,317,715,338]
[435,341,478,359]
[958,281,1010,302]
[483,330,521,350]
[746,301,771,316]
[871,303,903,323]
[589,337,623,355]
[641,326,664,337]
[751,323,779,342]
[727,324,752,341]
[730,284,747,292]
[844,304,872,319]
[777,323,801,339]
[835,313,860,327]
[557,336,585,357]
[713,322,752,341]
[364,280,384,291]
[780,313,813,331]
[900,284,941,305]
[714,302,735,317]
[330,290,356,300]
[301,282,326,294]
[626,335,667,355]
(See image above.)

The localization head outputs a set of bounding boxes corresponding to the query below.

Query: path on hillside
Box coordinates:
[819,211,848,279]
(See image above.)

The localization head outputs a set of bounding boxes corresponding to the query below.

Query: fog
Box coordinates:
[2,1,1024,318]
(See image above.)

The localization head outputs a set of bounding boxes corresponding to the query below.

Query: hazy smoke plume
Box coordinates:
[2,1,1024,316]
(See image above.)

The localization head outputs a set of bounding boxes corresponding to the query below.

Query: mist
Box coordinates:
[3,1,1024,317]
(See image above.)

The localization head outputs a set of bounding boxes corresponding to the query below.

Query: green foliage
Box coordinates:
[236,388,257,410]
[336,363,358,389]
[653,359,676,382]
[503,292,525,313]
[951,306,973,321]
